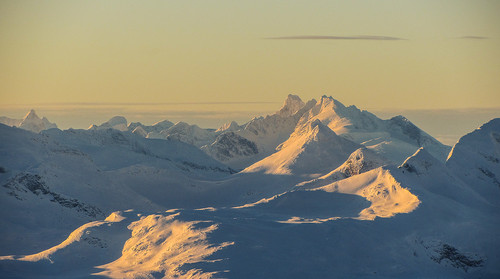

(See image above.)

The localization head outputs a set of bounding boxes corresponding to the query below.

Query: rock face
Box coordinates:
[278,94,306,117]
[202,132,258,162]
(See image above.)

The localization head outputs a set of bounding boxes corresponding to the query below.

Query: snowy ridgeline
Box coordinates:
[0,95,499,278]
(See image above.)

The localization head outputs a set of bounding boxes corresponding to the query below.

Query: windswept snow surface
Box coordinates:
[0,105,499,278]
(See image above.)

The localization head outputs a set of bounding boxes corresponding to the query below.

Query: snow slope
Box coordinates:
[0,116,22,127]
[204,95,316,169]
[0,124,234,255]
[243,120,360,176]
[446,118,500,206]
[297,147,390,189]
[3,161,499,279]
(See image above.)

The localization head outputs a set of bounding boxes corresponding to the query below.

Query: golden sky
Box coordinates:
[1,1,499,133]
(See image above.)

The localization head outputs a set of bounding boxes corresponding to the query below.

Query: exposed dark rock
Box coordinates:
[431,244,484,272]
[205,132,258,162]
[388,115,423,145]
[2,173,103,218]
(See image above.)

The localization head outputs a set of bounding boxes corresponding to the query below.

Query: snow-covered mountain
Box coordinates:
[297,147,390,189]
[1,102,499,278]
[243,119,360,176]
[75,95,450,171]
[295,96,451,163]
[199,95,450,170]
[89,115,128,131]
[91,116,216,147]
[0,116,22,127]
[216,121,241,133]
[446,118,500,206]
[151,121,216,147]
[208,95,315,168]
[0,109,57,133]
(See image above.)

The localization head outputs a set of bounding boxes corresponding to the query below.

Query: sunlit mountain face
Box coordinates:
[1,95,499,278]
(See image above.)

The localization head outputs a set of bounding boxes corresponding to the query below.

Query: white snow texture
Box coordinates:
[0,95,499,279]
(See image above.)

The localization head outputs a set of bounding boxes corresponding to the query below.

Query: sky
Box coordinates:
[1,1,499,144]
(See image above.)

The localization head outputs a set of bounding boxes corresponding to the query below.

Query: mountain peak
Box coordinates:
[106,116,127,126]
[152,120,174,129]
[289,119,336,141]
[399,148,441,175]
[23,109,40,121]
[216,121,240,133]
[18,109,57,133]
[278,94,305,117]
[445,118,500,206]
[319,95,345,110]
[93,116,128,131]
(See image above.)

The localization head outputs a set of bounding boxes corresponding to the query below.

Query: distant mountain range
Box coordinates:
[0,95,499,278]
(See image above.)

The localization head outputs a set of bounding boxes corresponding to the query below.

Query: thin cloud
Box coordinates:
[265,35,406,41]
[457,36,489,40]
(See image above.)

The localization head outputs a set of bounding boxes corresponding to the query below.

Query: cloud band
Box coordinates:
[265,35,406,40]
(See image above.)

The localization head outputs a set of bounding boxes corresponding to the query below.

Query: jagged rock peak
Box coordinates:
[18,109,57,133]
[23,109,39,120]
[319,95,346,110]
[278,94,306,117]
[216,121,240,133]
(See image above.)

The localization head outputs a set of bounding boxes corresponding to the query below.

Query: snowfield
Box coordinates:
[0,96,499,278]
